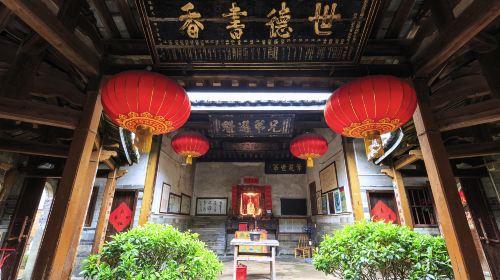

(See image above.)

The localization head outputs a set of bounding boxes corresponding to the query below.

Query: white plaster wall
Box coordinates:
[193,162,307,216]
[151,135,194,215]
[307,129,353,214]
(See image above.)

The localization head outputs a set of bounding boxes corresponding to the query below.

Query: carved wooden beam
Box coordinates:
[437,100,500,131]
[394,149,423,170]
[0,0,100,76]
[0,137,69,158]
[412,0,500,77]
[447,141,500,159]
[0,97,80,129]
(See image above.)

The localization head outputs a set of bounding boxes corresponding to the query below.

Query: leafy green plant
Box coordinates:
[313,221,453,280]
[81,224,223,280]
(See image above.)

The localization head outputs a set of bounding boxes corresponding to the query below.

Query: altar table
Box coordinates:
[230,238,279,280]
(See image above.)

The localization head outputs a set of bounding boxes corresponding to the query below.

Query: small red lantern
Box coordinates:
[324,75,417,160]
[290,134,328,168]
[171,132,209,165]
[101,71,190,153]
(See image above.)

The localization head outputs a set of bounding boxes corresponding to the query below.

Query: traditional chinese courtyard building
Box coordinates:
[0,0,499,279]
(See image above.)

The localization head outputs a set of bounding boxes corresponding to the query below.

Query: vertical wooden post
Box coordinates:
[391,168,413,229]
[412,79,484,280]
[343,138,365,221]
[91,169,118,254]
[138,136,161,226]
[32,89,102,280]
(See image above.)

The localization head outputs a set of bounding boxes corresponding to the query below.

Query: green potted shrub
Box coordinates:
[313,221,453,280]
[81,224,223,280]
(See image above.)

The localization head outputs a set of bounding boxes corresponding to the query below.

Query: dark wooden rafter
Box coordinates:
[447,141,500,159]
[437,99,500,131]
[32,77,86,107]
[430,74,490,109]
[0,0,100,76]
[412,0,500,77]
[385,0,416,39]
[0,3,12,32]
[0,137,69,158]
[0,0,88,99]
[0,97,81,129]
[478,45,500,98]
[116,0,142,38]
[90,0,121,38]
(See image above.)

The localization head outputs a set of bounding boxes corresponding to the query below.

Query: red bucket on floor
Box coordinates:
[236,264,247,280]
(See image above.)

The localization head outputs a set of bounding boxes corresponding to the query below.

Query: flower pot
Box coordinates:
[249,232,261,241]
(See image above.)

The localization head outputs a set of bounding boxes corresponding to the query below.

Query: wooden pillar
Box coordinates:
[91,169,118,254]
[138,136,161,226]
[32,89,102,280]
[391,168,414,229]
[343,138,365,221]
[412,79,484,280]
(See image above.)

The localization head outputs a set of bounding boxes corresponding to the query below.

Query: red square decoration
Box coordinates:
[109,202,133,232]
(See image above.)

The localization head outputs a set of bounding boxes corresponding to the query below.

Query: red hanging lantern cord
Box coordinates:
[171,132,210,165]
[101,71,191,153]
[290,134,328,168]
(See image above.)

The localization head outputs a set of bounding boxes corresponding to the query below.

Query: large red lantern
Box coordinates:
[171,132,210,165]
[290,133,328,168]
[101,71,191,153]
[324,75,417,160]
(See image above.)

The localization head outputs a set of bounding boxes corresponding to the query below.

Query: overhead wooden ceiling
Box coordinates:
[0,0,498,165]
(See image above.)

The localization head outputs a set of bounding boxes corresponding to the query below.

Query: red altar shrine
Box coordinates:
[231,178,272,217]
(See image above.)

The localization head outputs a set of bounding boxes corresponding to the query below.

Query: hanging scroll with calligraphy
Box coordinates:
[136,0,380,69]
[209,114,294,137]
[265,160,306,174]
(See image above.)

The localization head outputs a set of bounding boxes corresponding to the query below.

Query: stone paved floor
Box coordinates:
[218,258,338,280]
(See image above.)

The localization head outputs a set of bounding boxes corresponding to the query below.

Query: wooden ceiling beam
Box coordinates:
[0,137,69,158]
[437,100,500,131]
[447,141,500,159]
[89,0,120,38]
[0,97,81,129]
[385,0,416,39]
[394,149,423,170]
[0,0,100,76]
[430,74,490,109]
[116,0,141,38]
[0,3,12,32]
[412,0,500,77]
[31,76,86,107]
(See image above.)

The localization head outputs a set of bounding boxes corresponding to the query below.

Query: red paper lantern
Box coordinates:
[290,133,328,168]
[324,75,417,160]
[171,132,209,165]
[101,71,190,153]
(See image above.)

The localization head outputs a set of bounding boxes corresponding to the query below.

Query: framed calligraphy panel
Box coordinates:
[320,161,338,192]
[196,197,228,215]
[159,183,171,213]
[209,114,294,137]
[167,193,181,214]
[180,193,192,215]
[136,0,380,69]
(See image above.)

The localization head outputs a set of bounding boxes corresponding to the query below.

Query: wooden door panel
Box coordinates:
[368,191,399,224]
[461,178,500,280]
[1,178,45,280]
[105,190,137,241]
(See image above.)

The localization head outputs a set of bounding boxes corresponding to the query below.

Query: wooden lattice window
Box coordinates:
[407,187,437,227]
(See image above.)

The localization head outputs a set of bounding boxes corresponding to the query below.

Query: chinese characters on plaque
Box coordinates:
[196,198,228,215]
[209,114,294,137]
[265,160,306,174]
[137,0,377,66]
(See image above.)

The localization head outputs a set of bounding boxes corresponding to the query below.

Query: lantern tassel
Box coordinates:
[134,125,153,153]
[307,157,314,168]
[186,155,193,165]
[363,130,385,161]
